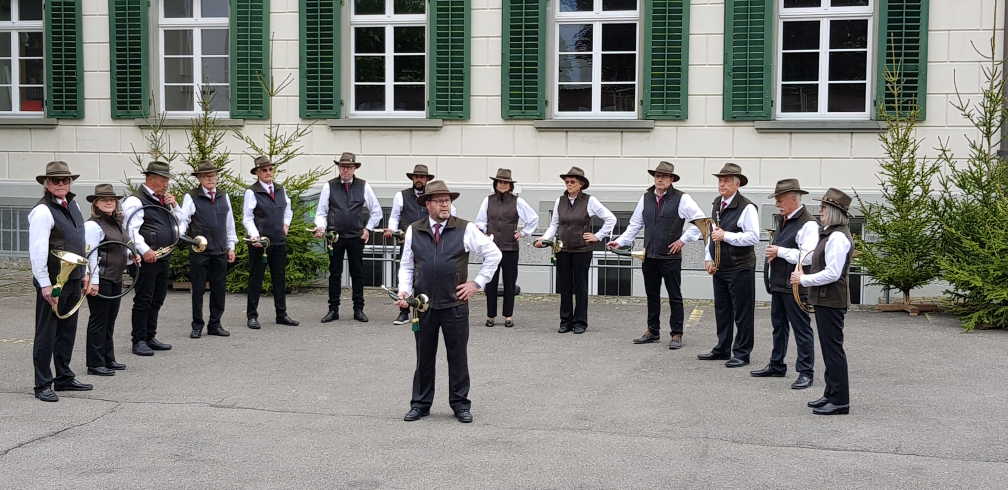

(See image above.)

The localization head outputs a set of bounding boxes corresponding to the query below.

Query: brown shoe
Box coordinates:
[632,330,660,344]
[668,335,683,350]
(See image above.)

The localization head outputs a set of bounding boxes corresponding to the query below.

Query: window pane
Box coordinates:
[19,32,43,58]
[600,84,634,111]
[828,52,866,81]
[355,85,385,111]
[782,52,818,82]
[1,231,9,250]
[164,58,194,83]
[18,0,42,20]
[164,30,194,56]
[19,231,27,250]
[830,20,868,49]
[782,21,819,51]
[0,32,9,55]
[780,84,818,112]
[164,0,194,18]
[19,59,41,84]
[0,0,10,22]
[559,0,593,12]
[201,0,228,18]
[601,54,635,82]
[165,85,194,111]
[783,0,820,7]
[558,24,592,52]
[355,0,384,15]
[0,60,9,84]
[557,85,592,111]
[602,24,636,52]
[394,27,425,54]
[0,87,11,111]
[393,85,424,111]
[202,29,229,55]
[355,27,385,54]
[394,55,424,82]
[832,0,869,6]
[1,208,8,227]
[355,56,385,82]
[19,86,43,111]
[558,54,592,83]
[394,0,425,15]
[202,85,229,112]
[17,209,26,229]
[828,83,866,112]
[201,57,228,83]
[602,0,636,10]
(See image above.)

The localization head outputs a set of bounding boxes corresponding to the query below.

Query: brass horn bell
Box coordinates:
[610,247,646,262]
[50,249,90,320]
[692,217,721,274]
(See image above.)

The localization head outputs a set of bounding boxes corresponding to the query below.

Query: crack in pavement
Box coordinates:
[0,401,121,458]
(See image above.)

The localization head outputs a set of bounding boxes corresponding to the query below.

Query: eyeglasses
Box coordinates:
[429,199,452,206]
[49,177,71,185]
[257,167,274,173]
[198,174,218,180]
[564,179,580,185]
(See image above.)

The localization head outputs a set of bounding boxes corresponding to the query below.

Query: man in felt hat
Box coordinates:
[177,161,238,339]
[751,179,819,389]
[244,156,299,329]
[697,163,760,368]
[474,168,539,328]
[607,161,706,349]
[123,161,182,356]
[395,181,502,423]
[314,152,384,323]
[386,163,457,325]
[27,161,94,401]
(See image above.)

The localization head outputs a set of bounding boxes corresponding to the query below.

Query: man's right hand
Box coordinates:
[605,240,620,251]
[250,236,263,248]
[394,291,410,309]
[143,250,157,263]
[705,260,716,275]
[534,239,544,249]
[765,245,779,260]
[41,286,57,307]
[383,229,393,238]
[314,226,325,238]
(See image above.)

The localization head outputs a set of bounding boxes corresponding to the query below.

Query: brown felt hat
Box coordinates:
[712,162,748,187]
[191,160,219,176]
[251,155,273,175]
[491,168,517,183]
[406,164,434,179]
[86,183,120,202]
[559,166,590,190]
[141,161,173,179]
[648,161,680,182]
[767,178,809,199]
[36,160,80,185]
[814,188,854,217]
[335,152,361,168]
[416,180,459,206]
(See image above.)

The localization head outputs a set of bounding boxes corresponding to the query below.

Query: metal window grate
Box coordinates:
[0,207,31,256]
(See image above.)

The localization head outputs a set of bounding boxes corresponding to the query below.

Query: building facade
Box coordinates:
[0,0,998,300]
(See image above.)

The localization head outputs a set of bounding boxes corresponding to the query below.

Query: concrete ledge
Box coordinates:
[0,117,58,127]
[754,120,886,133]
[327,118,443,130]
[134,118,246,128]
[533,119,655,132]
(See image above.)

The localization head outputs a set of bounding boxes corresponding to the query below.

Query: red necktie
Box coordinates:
[269,185,275,200]
[656,194,663,210]
[209,190,215,204]
[61,201,69,210]
[720,200,727,214]
[781,216,788,228]
[434,223,442,243]
[345,182,350,193]
[158,194,166,206]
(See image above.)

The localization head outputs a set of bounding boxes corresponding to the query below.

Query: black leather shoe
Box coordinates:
[668,335,683,350]
[276,315,299,326]
[190,329,202,339]
[207,326,230,337]
[504,318,515,328]
[455,409,473,423]
[750,365,787,377]
[632,330,660,344]
[87,367,115,376]
[35,388,58,402]
[558,325,571,333]
[106,362,126,370]
[807,396,829,408]
[147,338,172,350]
[403,407,430,422]
[813,403,850,415]
[573,326,586,334]
[485,318,495,327]
[353,310,369,322]
[725,358,749,368]
[393,310,410,325]
[697,351,730,361]
[247,318,261,329]
[132,341,154,356]
[791,374,813,390]
[54,379,93,391]
[321,311,338,323]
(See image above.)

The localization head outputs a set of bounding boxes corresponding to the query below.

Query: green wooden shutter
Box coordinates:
[429,0,470,119]
[501,0,544,119]
[723,0,772,121]
[108,0,149,119]
[300,0,340,118]
[44,0,84,118]
[231,0,271,119]
[643,0,690,119]
[876,0,929,119]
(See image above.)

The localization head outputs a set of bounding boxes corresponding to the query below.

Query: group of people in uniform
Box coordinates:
[27,157,855,418]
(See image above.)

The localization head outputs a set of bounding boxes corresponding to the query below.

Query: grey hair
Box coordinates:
[786,191,803,203]
[732,176,740,186]
[821,204,849,227]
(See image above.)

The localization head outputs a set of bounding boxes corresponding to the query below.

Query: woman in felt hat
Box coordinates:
[791,188,856,416]
[474,169,539,328]
[535,167,617,334]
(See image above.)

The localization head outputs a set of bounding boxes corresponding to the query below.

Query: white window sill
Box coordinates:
[533,120,654,132]
[754,120,885,133]
[134,118,246,128]
[327,118,443,131]
[0,117,57,127]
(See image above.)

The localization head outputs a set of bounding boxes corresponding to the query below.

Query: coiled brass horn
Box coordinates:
[307,228,340,256]
[539,238,564,265]
[794,250,815,313]
[692,217,721,274]
[764,228,776,294]
[51,249,90,320]
[609,247,646,262]
[243,237,271,263]
[381,285,429,332]
[375,227,405,244]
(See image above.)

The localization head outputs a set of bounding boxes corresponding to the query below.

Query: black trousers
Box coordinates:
[643,258,684,336]
[411,303,471,412]
[247,242,288,319]
[711,266,755,361]
[769,291,815,376]
[131,257,170,344]
[190,252,228,331]
[815,306,849,405]
[86,280,122,368]
[556,251,592,330]
[328,237,365,312]
[33,278,81,391]
[486,250,519,318]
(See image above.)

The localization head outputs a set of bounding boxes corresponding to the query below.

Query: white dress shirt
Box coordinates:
[473,195,540,238]
[704,193,761,262]
[85,219,133,282]
[313,178,384,231]
[28,197,78,288]
[243,180,294,238]
[613,189,706,248]
[122,184,183,255]
[388,188,457,230]
[800,229,852,287]
[773,206,819,266]
[540,194,617,242]
[398,218,503,295]
[177,187,238,251]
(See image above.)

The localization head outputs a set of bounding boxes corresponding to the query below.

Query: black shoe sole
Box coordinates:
[87,369,115,376]
[207,331,230,337]
[35,394,58,402]
[132,350,154,357]
[698,355,731,361]
[813,407,850,415]
[54,386,93,392]
[750,372,786,378]
[633,338,660,344]
[404,412,430,422]
[190,332,202,339]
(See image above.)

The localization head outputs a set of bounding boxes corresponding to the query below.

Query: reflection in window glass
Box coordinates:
[355,0,384,16]
[159,3,230,113]
[164,0,194,18]
[18,0,41,21]
[351,6,426,115]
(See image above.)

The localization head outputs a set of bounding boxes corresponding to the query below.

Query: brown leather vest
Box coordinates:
[486,192,520,252]
[557,192,593,253]
[91,213,129,283]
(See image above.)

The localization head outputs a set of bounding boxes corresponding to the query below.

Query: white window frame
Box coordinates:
[349,0,427,118]
[0,0,45,115]
[553,0,640,119]
[158,0,230,117]
[776,0,874,120]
